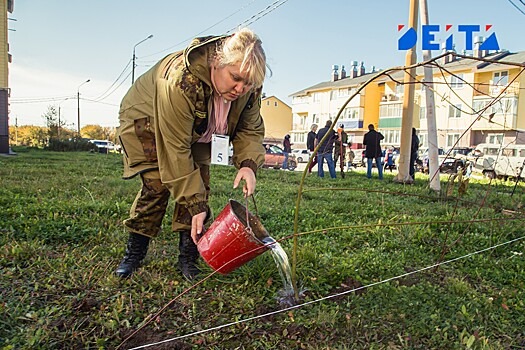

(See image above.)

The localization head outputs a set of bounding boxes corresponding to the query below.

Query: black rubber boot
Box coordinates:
[177,231,201,280]
[115,233,150,278]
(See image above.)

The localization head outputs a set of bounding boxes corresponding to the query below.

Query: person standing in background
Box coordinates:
[410,128,420,179]
[334,124,348,169]
[363,123,384,180]
[282,134,292,170]
[315,120,337,179]
[307,124,318,173]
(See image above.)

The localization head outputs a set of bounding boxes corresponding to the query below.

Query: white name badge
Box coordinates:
[211,134,230,165]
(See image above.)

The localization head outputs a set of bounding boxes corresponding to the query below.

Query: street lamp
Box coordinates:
[57,97,72,139]
[132,34,153,84]
[77,79,91,136]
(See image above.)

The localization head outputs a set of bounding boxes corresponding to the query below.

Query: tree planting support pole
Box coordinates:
[420,0,440,192]
[395,0,419,184]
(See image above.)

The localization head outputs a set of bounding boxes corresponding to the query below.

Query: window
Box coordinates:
[502,148,516,157]
[274,102,278,106]
[311,114,320,124]
[473,97,518,116]
[448,104,462,118]
[379,103,402,118]
[446,133,460,148]
[313,93,321,102]
[419,106,426,120]
[484,147,499,156]
[451,74,464,88]
[494,71,508,86]
[520,149,525,157]
[488,133,503,144]
[292,96,308,104]
[343,107,359,120]
[384,130,400,145]
[419,133,428,148]
[294,133,305,143]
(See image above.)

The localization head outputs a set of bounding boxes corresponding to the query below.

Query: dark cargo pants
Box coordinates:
[123,142,211,238]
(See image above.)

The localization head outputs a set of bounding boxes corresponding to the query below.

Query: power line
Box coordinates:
[81,98,119,107]
[141,0,260,60]
[89,70,132,103]
[91,60,132,102]
[10,95,76,104]
[226,0,290,33]
[507,0,525,15]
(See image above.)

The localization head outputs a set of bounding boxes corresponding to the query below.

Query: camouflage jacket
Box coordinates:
[117,35,265,216]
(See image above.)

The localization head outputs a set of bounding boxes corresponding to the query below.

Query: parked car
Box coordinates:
[439,157,466,174]
[263,143,297,170]
[89,139,121,154]
[421,147,472,174]
[472,143,525,179]
[421,147,445,174]
[447,147,475,162]
[291,149,311,163]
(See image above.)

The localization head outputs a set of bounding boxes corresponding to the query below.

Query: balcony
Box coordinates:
[473,82,519,97]
[380,93,401,102]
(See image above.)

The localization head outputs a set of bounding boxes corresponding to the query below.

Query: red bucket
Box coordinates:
[197,199,269,274]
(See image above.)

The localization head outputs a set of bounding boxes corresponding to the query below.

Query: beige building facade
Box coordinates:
[260,95,292,143]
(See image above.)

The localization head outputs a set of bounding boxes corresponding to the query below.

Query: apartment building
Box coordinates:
[290,62,381,149]
[412,49,524,149]
[290,47,524,151]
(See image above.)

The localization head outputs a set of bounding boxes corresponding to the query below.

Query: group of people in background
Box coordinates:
[305,122,420,181]
[306,120,349,179]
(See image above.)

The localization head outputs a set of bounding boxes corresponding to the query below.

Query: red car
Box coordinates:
[263,143,297,170]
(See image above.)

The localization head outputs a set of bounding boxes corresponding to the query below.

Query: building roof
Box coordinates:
[289,70,383,97]
[261,95,291,109]
[291,50,525,95]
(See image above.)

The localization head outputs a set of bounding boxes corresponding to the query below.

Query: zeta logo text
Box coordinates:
[397,24,500,51]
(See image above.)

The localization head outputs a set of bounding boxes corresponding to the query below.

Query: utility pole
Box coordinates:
[132,35,153,84]
[394,0,419,184]
[420,0,440,192]
[58,106,61,139]
[77,79,90,137]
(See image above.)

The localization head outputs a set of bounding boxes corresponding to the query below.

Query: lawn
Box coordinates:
[1,148,524,349]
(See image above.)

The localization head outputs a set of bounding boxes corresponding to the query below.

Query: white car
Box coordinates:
[89,139,121,153]
[291,149,312,163]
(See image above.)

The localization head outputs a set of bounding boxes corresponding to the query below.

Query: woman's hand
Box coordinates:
[191,211,208,244]
[233,167,256,197]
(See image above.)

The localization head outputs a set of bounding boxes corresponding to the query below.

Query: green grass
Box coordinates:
[1,147,524,349]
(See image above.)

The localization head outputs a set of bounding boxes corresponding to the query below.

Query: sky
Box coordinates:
[7,0,525,129]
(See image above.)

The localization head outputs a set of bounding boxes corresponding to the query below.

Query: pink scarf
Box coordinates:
[198,69,231,143]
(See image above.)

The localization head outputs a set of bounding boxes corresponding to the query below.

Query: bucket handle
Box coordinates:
[244,195,259,234]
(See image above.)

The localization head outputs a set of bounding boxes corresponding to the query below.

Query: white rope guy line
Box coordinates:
[129,234,525,350]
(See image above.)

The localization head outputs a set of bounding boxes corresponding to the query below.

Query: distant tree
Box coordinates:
[81,124,105,140]
[27,126,48,147]
[42,105,60,139]
[8,125,17,145]
[60,127,77,140]
[12,125,46,147]
[102,126,116,141]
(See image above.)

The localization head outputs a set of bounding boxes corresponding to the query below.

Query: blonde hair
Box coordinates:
[215,28,271,88]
